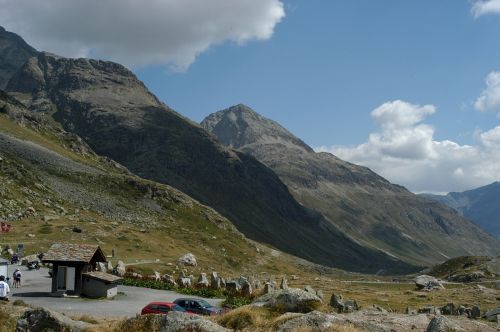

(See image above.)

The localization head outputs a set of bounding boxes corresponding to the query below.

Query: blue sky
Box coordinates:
[135,0,500,147]
[2,0,500,193]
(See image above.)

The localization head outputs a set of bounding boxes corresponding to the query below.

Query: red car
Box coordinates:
[141,302,190,315]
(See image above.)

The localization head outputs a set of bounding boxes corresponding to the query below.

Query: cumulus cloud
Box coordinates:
[316,100,500,193]
[474,71,500,114]
[0,0,285,70]
[472,0,500,18]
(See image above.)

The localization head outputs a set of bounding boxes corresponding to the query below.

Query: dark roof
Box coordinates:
[42,243,106,263]
[82,271,122,284]
[0,257,8,264]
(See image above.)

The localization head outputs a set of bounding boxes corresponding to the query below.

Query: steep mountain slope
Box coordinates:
[423,182,500,237]
[201,105,500,266]
[0,27,414,273]
[0,27,38,89]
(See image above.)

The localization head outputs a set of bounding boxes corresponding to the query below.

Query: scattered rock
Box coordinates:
[418,305,440,315]
[178,253,197,266]
[426,315,462,332]
[484,307,500,322]
[414,275,444,291]
[179,277,192,288]
[72,226,82,233]
[197,273,209,288]
[114,260,126,277]
[210,272,221,290]
[153,271,161,281]
[280,277,288,290]
[241,279,253,297]
[440,303,455,315]
[264,282,275,294]
[275,311,337,332]
[448,271,485,283]
[16,307,90,332]
[225,280,241,294]
[254,288,322,313]
[330,293,359,313]
[471,305,481,319]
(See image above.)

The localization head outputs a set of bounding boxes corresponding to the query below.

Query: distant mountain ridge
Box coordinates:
[202,105,500,266]
[423,182,500,238]
[0,26,417,274]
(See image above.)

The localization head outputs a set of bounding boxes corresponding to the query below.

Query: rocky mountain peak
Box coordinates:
[0,26,38,89]
[201,104,314,153]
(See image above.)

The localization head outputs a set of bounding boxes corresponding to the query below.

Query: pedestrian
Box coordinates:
[0,275,10,301]
[13,269,21,288]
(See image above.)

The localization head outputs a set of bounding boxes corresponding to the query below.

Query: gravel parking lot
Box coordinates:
[6,265,223,318]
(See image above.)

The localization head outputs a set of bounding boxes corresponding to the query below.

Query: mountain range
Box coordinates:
[423,182,500,238]
[1,26,499,274]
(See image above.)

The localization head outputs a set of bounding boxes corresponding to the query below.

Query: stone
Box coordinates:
[343,300,359,313]
[275,311,337,332]
[210,272,221,289]
[96,262,107,273]
[16,307,90,332]
[470,306,480,319]
[414,275,444,291]
[254,279,261,289]
[225,280,241,294]
[178,253,197,266]
[254,288,322,313]
[484,307,500,322]
[304,285,315,294]
[426,315,462,332]
[121,312,228,332]
[330,293,344,311]
[107,261,113,272]
[27,233,35,238]
[440,303,455,315]
[448,271,485,283]
[280,277,288,290]
[373,304,388,314]
[405,307,417,315]
[179,277,192,288]
[264,282,275,294]
[154,271,161,281]
[418,306,439,315]
[241,279,253,297]
[197,273,209,288]
[72,226,82,233]
[114,260,126,277]
[495,280,500,289]
[162,274,177,286]
[316,290,324,301]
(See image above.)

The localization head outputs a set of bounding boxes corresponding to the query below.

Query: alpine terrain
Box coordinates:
[201,104,500,267]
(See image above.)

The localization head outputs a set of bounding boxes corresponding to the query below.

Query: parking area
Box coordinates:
[6,265,223,318]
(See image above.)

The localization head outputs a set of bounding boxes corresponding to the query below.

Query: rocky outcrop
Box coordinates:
[16,307,90,332]
[254,288,322,313]
[426,315,463,332]
[275,311,337,332]
[120,312,228,332]
[414,275,444,290]
[329,293,359,313]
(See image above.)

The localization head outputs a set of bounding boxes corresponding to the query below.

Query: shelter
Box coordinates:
[42,243,121,298]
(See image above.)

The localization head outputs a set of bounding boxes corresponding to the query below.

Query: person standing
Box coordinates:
[0,275,10,301]
[13,269,21,288]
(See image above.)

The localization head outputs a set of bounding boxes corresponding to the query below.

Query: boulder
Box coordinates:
[440,303,455,315]
[254,279,261,290]
[275,311,337,332]
[264,282,275,294]
[471,305,481,319]
[484,307,500,322]
[426,315,463,332]
[329,293,358,313]
[178,253,197,266]
[405,307,417,315]
[418,305,440,315]
[179,277,192,288]
[225,280,241,294]
[280,277,288,290]
[254,288,322,313]
[96,262,107,273]
[448,271,485,283]
[304,285,315,294]
[120,311,228,332]
[210,272,221,289]
[114,260,126,277]
[162,274,177,287]
[197,273,209,288]
[414,275,444,291]
[315,290,324,301]
[16,307,90,332]
[241,279,253,297]
[153,271,161,281]
[107,261,113,272]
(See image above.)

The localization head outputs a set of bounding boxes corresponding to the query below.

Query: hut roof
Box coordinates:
[82,271,122,284]
[42,243,106,263]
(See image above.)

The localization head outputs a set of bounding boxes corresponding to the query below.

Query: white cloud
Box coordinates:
[474,71,500,114]
[316,100,500,193]
[0,0,285,70]
[472,0,500,18]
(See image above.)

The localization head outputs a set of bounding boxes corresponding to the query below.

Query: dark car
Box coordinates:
[173,298,222,316]
[141,302,189,315]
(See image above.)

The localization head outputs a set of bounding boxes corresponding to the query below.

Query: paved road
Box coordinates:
[6,265,223,318]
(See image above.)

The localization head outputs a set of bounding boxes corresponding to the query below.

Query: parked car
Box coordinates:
[173,298,222,316]
[141,302,189,315]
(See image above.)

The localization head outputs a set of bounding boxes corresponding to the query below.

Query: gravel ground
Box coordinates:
[7,266,223,318]
[0,132,102,175]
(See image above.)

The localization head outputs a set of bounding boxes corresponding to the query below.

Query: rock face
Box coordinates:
[202,105,500,267]
[0,26,418,274]
[0,26,38,89]
[16,307,90,332]
[254,288,322,313]
[414,275,444,290]
[178,253,197,267]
